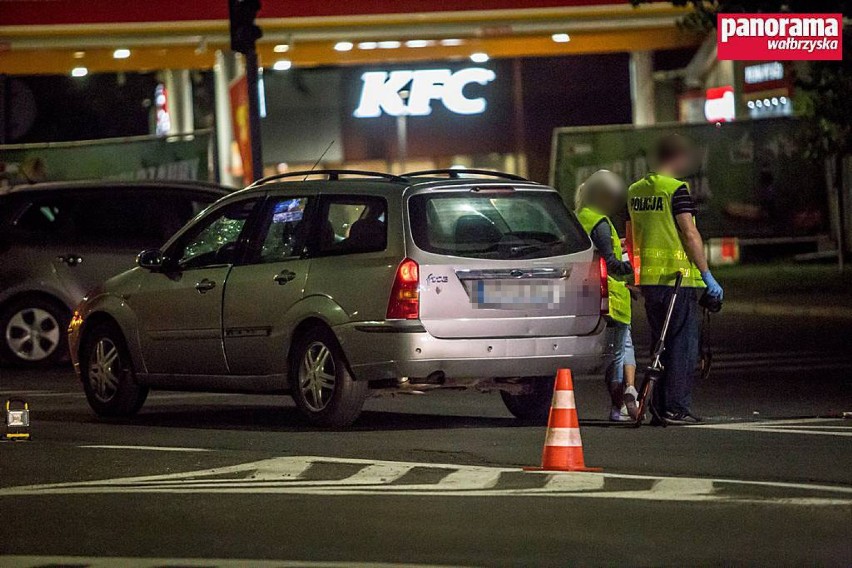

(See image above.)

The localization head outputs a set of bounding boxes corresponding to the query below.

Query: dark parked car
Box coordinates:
[0,180,229,366]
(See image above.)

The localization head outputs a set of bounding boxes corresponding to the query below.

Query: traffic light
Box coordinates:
[229,0,262,54]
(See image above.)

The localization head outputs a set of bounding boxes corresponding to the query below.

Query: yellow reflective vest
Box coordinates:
[577,207,632,325]
[627,173,705,288]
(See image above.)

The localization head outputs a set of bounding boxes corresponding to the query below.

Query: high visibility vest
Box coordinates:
[577,207,632,325]
[627,173,705,288]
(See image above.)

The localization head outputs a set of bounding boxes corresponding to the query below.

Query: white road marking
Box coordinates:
[79,445,213,452]
[735,428,852,437]
[688,417,852,437]
[423,467,502,490]
[650,478,715,497]
[710,351,837,360]
[243,456,315,480]
[0,556,452,568]
[542,473,605,491]
[0,390,230,399]
[0,390,80,398]
[1,456,849,506]
[339,462,413,485]
[760,425,851,430]
[724,302,852,319]
[147,392,231,399]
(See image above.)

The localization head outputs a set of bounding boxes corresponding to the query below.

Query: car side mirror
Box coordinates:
[137,249,165,271]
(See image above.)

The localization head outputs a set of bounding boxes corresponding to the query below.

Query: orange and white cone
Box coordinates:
[525,369,601,472]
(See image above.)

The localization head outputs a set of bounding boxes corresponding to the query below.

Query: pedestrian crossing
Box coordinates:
[1,455,849,505]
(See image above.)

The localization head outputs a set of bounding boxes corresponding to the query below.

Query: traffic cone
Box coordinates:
[525,369,601,472]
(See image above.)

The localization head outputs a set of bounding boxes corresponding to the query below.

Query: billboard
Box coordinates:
[229,75,253,182]
[550,118,827,238]
[0,131,211,188]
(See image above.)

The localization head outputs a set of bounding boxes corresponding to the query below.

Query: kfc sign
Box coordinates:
[353,68,496,118]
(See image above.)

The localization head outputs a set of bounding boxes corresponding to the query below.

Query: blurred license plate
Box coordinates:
[473,280,561,309]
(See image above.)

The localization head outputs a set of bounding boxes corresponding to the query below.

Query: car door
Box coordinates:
[222,195,313,375]
[131,197,261,376]
[20,189,216,303]
[9,191,134,303]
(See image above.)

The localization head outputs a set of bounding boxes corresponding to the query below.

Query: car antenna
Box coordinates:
[303,140,335,181]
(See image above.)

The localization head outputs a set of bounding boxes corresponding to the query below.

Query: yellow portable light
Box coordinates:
[4,399,31,441]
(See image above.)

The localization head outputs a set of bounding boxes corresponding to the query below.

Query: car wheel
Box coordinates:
[500,376,555,423]
[289,325,368,428]
[80,323,148,417]
[0,297,69,366]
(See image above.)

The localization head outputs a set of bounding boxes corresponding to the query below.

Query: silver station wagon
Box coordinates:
[68,169,609,427]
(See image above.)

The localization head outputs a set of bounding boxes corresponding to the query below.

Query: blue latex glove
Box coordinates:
[701,270,724,300]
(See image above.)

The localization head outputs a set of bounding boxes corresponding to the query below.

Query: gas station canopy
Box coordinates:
[0,0,700,75]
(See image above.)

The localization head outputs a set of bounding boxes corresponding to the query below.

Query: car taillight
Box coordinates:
[387,258,420,319]
[599,256,609,316]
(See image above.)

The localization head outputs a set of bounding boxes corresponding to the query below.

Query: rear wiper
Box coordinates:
[505,242,555,257]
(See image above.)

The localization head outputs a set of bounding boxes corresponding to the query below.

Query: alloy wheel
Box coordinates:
[5,307,61,361]
[88,338,122,403]
[299,341,337,412]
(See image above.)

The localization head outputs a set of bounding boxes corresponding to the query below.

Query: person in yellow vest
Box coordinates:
[575,170,637,422]
[627,134,724,425]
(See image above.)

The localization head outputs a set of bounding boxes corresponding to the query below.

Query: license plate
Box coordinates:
[472,280,561,309]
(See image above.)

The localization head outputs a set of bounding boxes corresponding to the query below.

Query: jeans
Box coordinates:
[641,285,700,415]
[624,326,636,368]
[604,321,631,386]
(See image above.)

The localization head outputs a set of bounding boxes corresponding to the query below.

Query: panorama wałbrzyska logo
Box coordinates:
[717,13,843,60]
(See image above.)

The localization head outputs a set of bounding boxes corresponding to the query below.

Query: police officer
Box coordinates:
[575,170,636,422]
[627,135,724,425]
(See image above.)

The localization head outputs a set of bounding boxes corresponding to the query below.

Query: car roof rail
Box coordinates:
[402,168,530,182]
[247,169,408,188]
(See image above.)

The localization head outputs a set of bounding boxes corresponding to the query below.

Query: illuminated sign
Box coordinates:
[704,85,736,122]
[744,62,784,84]
[353,68,496,118]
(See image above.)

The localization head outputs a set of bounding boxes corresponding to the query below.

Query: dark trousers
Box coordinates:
[642,285,700,415]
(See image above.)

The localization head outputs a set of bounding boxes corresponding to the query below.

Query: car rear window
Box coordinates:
[408,191,589,259]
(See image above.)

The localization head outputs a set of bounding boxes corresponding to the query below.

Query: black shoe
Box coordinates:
[663,411,703,425]
[648,411,666,426]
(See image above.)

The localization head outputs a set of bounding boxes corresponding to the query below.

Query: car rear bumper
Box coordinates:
[335,319,610,381]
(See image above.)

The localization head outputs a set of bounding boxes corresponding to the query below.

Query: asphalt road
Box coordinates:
[1,311,851,567]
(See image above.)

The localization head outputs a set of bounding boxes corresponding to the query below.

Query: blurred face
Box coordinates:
[588,173,626,217]
[597,187,623,217]
[667,147,699,178]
